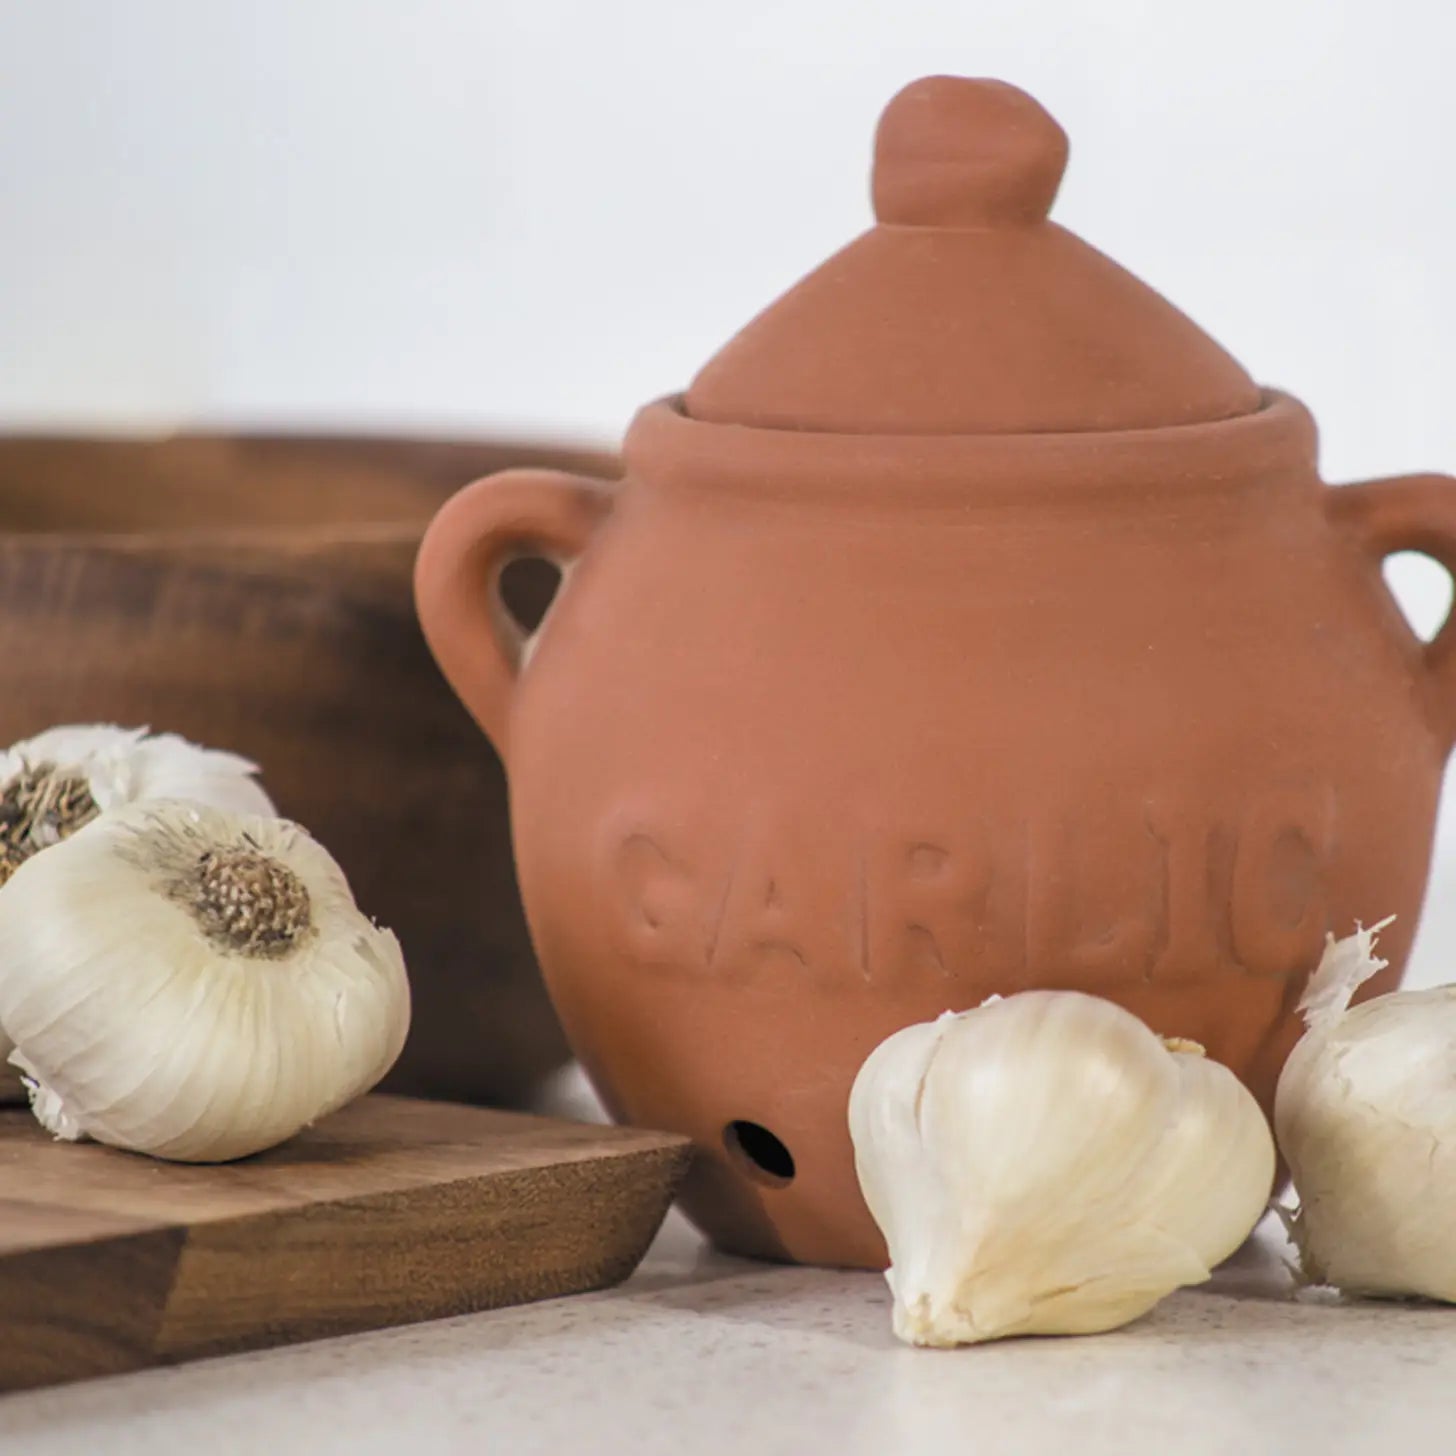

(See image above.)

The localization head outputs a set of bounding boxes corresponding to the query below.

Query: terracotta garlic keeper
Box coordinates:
[417,77,1456,1267]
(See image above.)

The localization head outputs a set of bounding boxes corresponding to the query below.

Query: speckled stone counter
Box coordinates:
[3,1208,1451,1456]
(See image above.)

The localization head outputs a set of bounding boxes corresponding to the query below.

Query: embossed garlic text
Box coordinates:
[601,788,1335,988]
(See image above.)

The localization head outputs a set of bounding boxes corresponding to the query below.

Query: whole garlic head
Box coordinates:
[0,799,409,1162]
[0,725,275,862]
[1274,918,1456,1301]
[0,725,276,1098]
[849,993,1275,1346]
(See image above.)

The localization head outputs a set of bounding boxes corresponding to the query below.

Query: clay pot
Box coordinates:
[416,78,1456,1265]
[0,430,618,1108]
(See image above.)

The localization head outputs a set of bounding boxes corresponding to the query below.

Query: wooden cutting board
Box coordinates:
[0,1095,692,1393]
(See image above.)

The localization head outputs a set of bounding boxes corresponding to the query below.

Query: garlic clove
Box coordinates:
[1136,1045,1277,1271]
[0,799,409,1162]
[849,992,1275,1346]
[924,1221,1208,1347]
[851,1016,982,1326]
[1274,919,1456,1301]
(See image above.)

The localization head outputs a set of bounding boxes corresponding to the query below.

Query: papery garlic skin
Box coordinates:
[849,993,1275,1346]
[0,724,275,822]
[0,800,409,1162]
[0,725,277,1096]
[1274,919,1456,1301]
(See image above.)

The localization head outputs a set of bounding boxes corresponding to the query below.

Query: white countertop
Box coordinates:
[10,892,1456,1454]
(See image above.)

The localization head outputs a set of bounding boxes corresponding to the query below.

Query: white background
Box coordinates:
[2,0,1455,977]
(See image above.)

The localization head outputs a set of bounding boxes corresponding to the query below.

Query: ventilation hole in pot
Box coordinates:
[500,556,564,633]
[723,1121,796,1187]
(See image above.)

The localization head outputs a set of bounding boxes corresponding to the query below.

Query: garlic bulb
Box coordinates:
[1274,918,1456,1301]
[849,993,1275,1346]
[0,726,275,868]
[0,799,409,1162]
[0,724,276,1097]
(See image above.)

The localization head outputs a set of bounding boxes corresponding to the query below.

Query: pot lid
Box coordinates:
[685,76,1260,435]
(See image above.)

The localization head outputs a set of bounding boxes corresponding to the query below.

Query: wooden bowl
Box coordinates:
[0,431,618,1106]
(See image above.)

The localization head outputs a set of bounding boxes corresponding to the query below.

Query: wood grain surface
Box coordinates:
[0,433,620,1106]
[0,1095,691,1393]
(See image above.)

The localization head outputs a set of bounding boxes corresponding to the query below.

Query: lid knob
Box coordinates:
[872,76,1069,228]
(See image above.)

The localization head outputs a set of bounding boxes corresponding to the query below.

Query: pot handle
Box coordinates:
[414,469,615,760]
[1329,472,1456,746]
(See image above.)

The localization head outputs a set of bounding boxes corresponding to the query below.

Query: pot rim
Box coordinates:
[623,390,1320,504]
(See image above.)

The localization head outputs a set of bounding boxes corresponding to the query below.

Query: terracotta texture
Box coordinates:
[688,77,1259,434]
[416,77,1456,1267]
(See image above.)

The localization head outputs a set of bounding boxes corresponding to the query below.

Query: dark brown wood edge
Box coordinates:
[0,1138,690,1394]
